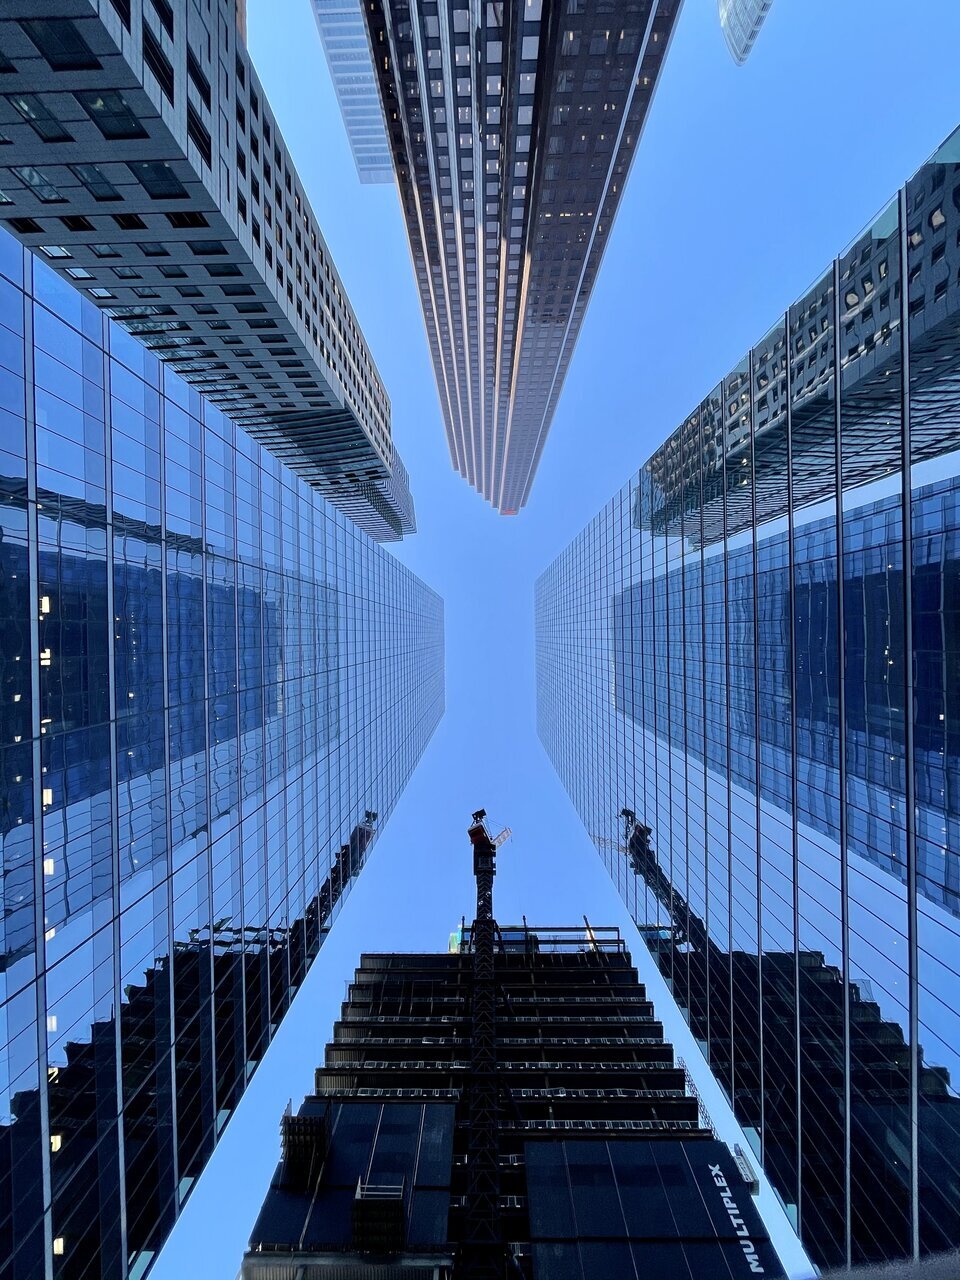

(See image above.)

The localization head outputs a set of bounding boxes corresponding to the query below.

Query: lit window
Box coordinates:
[13,166,65,203]
[6,93,72,142]
[128,161,187,200]
[74,89,147,140]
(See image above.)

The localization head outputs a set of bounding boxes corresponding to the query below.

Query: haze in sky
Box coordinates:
[150,2,960,1276]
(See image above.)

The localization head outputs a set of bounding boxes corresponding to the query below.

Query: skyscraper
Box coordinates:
[0,223,444,1280]
[358,0,682,514]
[535,124,960,1269]
[242,817,783,1279]
[717,0,774,64]
[310,0,395,185]
[0,1,414,540]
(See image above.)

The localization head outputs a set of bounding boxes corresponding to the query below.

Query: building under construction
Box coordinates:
[241,816,783,1279]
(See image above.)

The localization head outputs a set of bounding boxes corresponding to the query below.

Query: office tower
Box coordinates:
[536,124,960,1269]
[360,0,681,515]
[0,1,414,540]
[0,223,444,1280]
[310,0,394,185]
[242,817,782,1279]
[717,0,773,64]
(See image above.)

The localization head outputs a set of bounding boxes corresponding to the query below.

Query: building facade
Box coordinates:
[311,0,394,185]
[361,0,681,515]
[535,125,960,1269]
[243,923,782,1279]
[717,0,773,64]
[0,1,413,539]
[0,229,444,1280]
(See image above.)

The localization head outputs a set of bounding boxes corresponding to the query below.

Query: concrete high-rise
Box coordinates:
[536,124,960,1269]
[358,0,682,514]
[0,222,444,1280]
[0,0,414,539]
[242,816,783,1279]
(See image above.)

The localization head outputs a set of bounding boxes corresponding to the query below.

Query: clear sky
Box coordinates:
[151,2,960,1276]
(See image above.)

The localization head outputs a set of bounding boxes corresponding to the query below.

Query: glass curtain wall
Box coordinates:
[535,124,960,1271]
[0,229,444,1280]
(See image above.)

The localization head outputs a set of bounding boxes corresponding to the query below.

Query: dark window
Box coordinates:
[113,265,140,279]
[75,90,147,140]
[7,93,72,142]
[142,25,174,103]
[138,242,168,257]
[186,104,212,166]
[186,50,211,109]
[20,19,101,71]
[148,0,175,39]
[189,240,227,256]
[60,214,94,232]
[205,263,241,277]
[112,213,146,230]
[159,264,186,278]
[166,210,208,229]
[90,244,119,258]
[107,0,131,29]
[128,161,187,199]
[7,217,42,234]
[69,162,121,202]
[12,166,64,203]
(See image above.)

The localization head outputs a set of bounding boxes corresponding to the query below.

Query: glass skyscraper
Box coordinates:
[359,0,682,515]
[311,0,395,185]
[0,227,444,1280]
[717,0,774,64]
[536,125,960,1270]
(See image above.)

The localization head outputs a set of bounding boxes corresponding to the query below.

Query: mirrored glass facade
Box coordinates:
[0,227,444,1280]
[536,126,960,1270]
[717,0,774,64]
[311,0,395,184]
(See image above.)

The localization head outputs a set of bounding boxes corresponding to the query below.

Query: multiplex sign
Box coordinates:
[709,1162,765,1275]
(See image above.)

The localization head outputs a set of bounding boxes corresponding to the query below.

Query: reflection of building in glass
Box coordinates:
[628,822,960,1270]
[0,231,444,1280]
[536,126,960,1270]
[718,0,774,64]
[360,0,681,515]
[0,2,414,539]
[242,924,783,1279]
[310,0,394,184]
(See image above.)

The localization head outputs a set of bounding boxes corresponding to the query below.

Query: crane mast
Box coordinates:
[461,809,505,1279]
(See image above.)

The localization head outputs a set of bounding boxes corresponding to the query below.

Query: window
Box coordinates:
[166,210,208,229]
[60,215,94,232]
[107,0,131,29]
[186,49,211,108]
[112,212,146,230]
[189,240,227,256]
[148,0,174,39]
[20,19,101,71]
[69,162,121,202]
[138,242,168,257]
[75,90,147,140]
[142,25,175,103]
[186,104,211,166]
[128,161,187,199]
[13,166,64,203]
[7,93,72,142]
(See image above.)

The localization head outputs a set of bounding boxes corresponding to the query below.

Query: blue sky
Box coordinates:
[151,2,960,1276]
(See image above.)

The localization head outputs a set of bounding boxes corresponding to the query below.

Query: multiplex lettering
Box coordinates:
[709,1163,765,1275]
